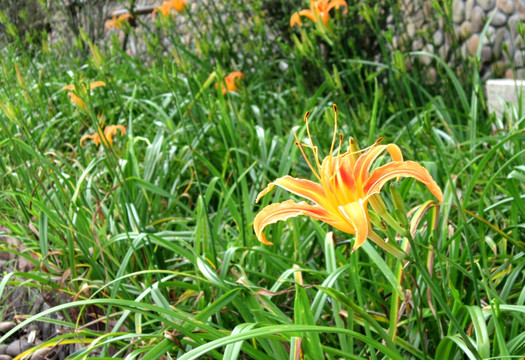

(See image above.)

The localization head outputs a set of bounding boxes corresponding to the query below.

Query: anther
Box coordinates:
[333,103,338,113]
[303,111,310,122]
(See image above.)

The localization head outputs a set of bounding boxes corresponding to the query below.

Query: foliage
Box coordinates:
[0,0,524,359]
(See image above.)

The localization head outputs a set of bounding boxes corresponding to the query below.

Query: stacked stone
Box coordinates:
[389,0,525,79]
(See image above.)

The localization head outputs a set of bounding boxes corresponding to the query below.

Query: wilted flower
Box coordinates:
[254,105,443,255]
[290,0,348,27]
[105,14,134,30]
[216,72,245,95]
[80,125,126,147]
[153,0,186,18]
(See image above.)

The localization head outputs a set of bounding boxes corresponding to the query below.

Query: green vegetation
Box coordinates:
[0,1,524,359]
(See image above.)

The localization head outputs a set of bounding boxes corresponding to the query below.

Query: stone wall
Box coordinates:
[389,0,525,79]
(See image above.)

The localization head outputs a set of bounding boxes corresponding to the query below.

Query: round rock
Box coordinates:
[0,322,16,335]
[496,0,514,14]
[481,46,492,62]
[505,68,515,78]
[514,50,525,67]
[0,346,7,355]
[469,34,480,55]
[491,10,508,26]
[452,0,466,23]
[471,6,486,33]
[29,347,53,360]
[0,355,13,360]
[460,21,473,40]
[420,44,434,65]
[433,30,444,46]
[466,0,475,20]
[6,340,32,357]
[517,68,525,79]
[509,14,521,37]
[516,0,525,20]
[493,27,510,57]
[478,0,496,10]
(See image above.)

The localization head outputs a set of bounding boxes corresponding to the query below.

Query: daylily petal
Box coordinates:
[89,81,106,90]
[68,93,86,109]
[254,200,346,245]
[364,161,443,203]
[326,0,348,14]
[291,9,317,26]
[299,9,317,23]
[290,12,303,27]
[338,199,369,251]
[354,143,403,185]
[256,175,328,206]
[80,134,98,147]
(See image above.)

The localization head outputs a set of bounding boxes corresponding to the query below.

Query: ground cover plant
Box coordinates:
[0,0,524,359]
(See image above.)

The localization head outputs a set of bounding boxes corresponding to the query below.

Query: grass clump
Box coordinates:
[0,0,524,359]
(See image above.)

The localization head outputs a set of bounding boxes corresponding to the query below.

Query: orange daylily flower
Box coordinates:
[62,81,106,109]
[216,72,245,95]
[62,81,106,92]
[153,0,186,18]
[254,105,443,254]
[290,0,348,27]
[80,125,126,147]
[105,14,134,30]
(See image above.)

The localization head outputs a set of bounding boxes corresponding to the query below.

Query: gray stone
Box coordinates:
[29,347,53,360]
[6,340,32,357]
[514,50,525,66]
[497,0,514,13]
[516,0,525,20]
[439,43,451,60]
[0,355,13,360]
[420,44,434,65]
[424,67,438,84]
[494,27,511,57]
[433,30,444,46]
[0,346,7,355]
[478,0,496,10]
[505,68,514,79]
[471,6,487,33]
[407,22,416,37]
[0,322,16,335]
[412,38,424,50]
[461,42,469,58]
[469,34,481,55]
[517,69,525,78]
[486,79,525,116]
[460,21,473,39]
[491,10,508,26]
[492,60,507,76]
[453,0,466,23]
[466,0,475,20]
[423,1,434,17]
[485,26,496,44]
[508,13,521,38]
[503,38,514,62]
[481,45,493,62]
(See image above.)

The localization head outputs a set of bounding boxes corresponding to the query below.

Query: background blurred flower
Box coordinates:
[216,71,245,95]
[80,125,126,147]
[290,0,348,27]
[105,14,134,30]
[153,0,186,18]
